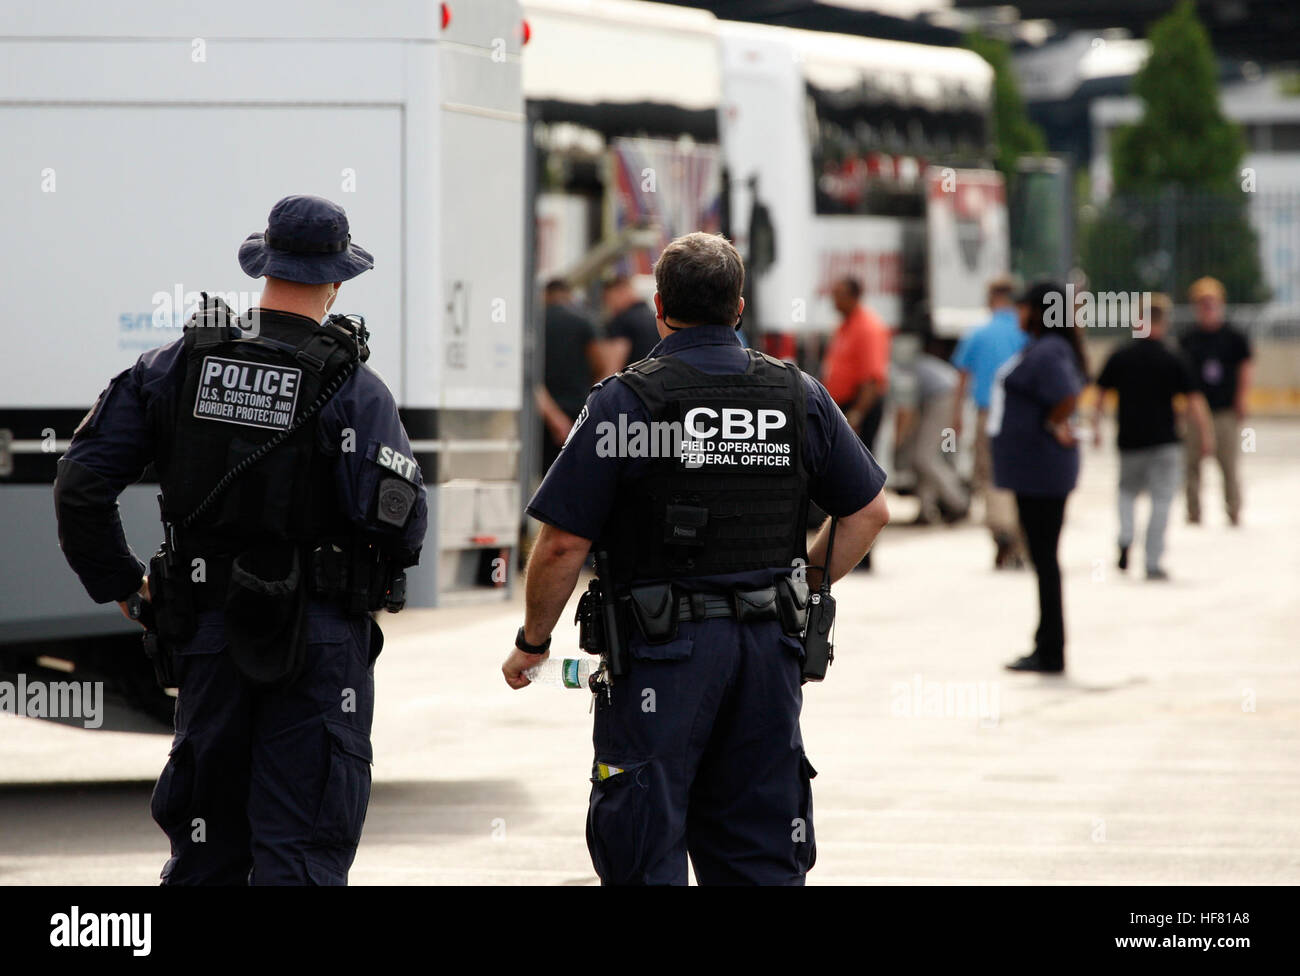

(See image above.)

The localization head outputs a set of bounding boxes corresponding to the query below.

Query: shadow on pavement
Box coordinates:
[0,777,536,858]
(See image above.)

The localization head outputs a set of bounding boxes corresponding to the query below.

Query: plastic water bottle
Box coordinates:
[525,657,593,689]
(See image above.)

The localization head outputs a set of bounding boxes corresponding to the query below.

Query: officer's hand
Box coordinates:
[502,648,548,690]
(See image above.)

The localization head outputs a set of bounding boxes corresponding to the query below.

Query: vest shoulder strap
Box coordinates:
[183,293,242,352]
[621,356,668,377]
[751,348,792,371]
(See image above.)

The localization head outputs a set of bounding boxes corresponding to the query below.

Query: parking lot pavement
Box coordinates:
[3,420,1297,884]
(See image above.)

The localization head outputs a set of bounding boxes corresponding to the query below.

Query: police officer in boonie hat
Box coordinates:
[54,194,428,884]
[238,193,375,284]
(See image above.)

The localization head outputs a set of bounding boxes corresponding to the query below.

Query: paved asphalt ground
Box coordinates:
[2,420,1297,885]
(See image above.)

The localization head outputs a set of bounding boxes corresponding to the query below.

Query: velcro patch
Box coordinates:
[376,477,417,527]
[193,356,302,431]
[374,443,420,484]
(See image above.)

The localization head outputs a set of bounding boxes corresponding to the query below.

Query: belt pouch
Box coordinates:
[628,583,678,644]
[776,576,810,636]
[224,543,308,687]
[734,585,778,623]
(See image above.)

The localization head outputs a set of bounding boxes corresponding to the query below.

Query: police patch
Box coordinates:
[193,356,302,431]
[563,403,590,449]
[676,399,796,473]
[375,443,420,484]
[376,477,416,527]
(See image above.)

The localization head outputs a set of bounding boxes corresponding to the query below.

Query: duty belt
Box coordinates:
[676,586,780,623]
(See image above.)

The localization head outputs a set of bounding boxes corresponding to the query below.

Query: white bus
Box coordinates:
[521,0,1001,341]
[0,0,526,722]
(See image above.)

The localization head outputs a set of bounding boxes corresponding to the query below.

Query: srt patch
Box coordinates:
[193,356,302,431]
[375,443,420,484]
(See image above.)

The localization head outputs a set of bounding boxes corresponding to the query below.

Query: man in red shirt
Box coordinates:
[822,277,891,450]
[821,277,891,570]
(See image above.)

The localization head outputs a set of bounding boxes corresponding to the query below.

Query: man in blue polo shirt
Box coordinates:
[501,232,890,885]
[951,276,1028,568]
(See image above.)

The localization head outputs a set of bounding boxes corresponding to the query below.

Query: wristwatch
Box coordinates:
[515,626,551,655]
[125,591,148,624]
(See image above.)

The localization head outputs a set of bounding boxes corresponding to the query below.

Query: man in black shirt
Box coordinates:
[1094,295,1212,580]
[537,279,600,473]
[599,274,660,374]
[1179,277,1253,525]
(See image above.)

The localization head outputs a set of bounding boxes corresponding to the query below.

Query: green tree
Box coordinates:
[1085,0,1267,302]
[966,32,1045,179]
[1111,0,1243,192]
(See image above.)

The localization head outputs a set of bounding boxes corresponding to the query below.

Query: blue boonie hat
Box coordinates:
[238,194,374,285]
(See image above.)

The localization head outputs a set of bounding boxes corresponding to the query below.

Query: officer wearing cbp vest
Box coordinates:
[53,195,428,885]
[502,232,891,885]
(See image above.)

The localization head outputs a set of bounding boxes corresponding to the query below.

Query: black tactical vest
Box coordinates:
[154,301,361,562]
[601,348,810,584]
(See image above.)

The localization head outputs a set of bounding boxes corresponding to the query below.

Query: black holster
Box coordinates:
[141,631,175,690]
[149,545,195,648]
[311,540,405,614]
[144,544,195,690]
[580,552,628,676]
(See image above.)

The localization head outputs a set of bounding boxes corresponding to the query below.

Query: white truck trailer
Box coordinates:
[0,0,526,720]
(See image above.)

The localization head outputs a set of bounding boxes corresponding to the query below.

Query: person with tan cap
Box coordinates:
[1179,277,1253,525]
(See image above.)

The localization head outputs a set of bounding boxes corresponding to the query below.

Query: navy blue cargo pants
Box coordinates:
[150,602,377,885]
[587,616,817,885]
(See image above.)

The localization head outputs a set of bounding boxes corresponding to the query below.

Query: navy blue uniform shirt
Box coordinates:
[56,317,428,604]
[526,324,886,588]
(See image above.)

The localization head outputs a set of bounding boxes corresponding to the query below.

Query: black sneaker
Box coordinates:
[1146,567,1170,581]
[1118,546,1129,571]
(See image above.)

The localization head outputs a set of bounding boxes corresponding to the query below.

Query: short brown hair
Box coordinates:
[1188,276,1225,302]
[988,275,1016,303]
[653,232,744,327]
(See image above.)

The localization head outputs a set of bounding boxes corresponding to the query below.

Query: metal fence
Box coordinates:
[1077,188,1300,340]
